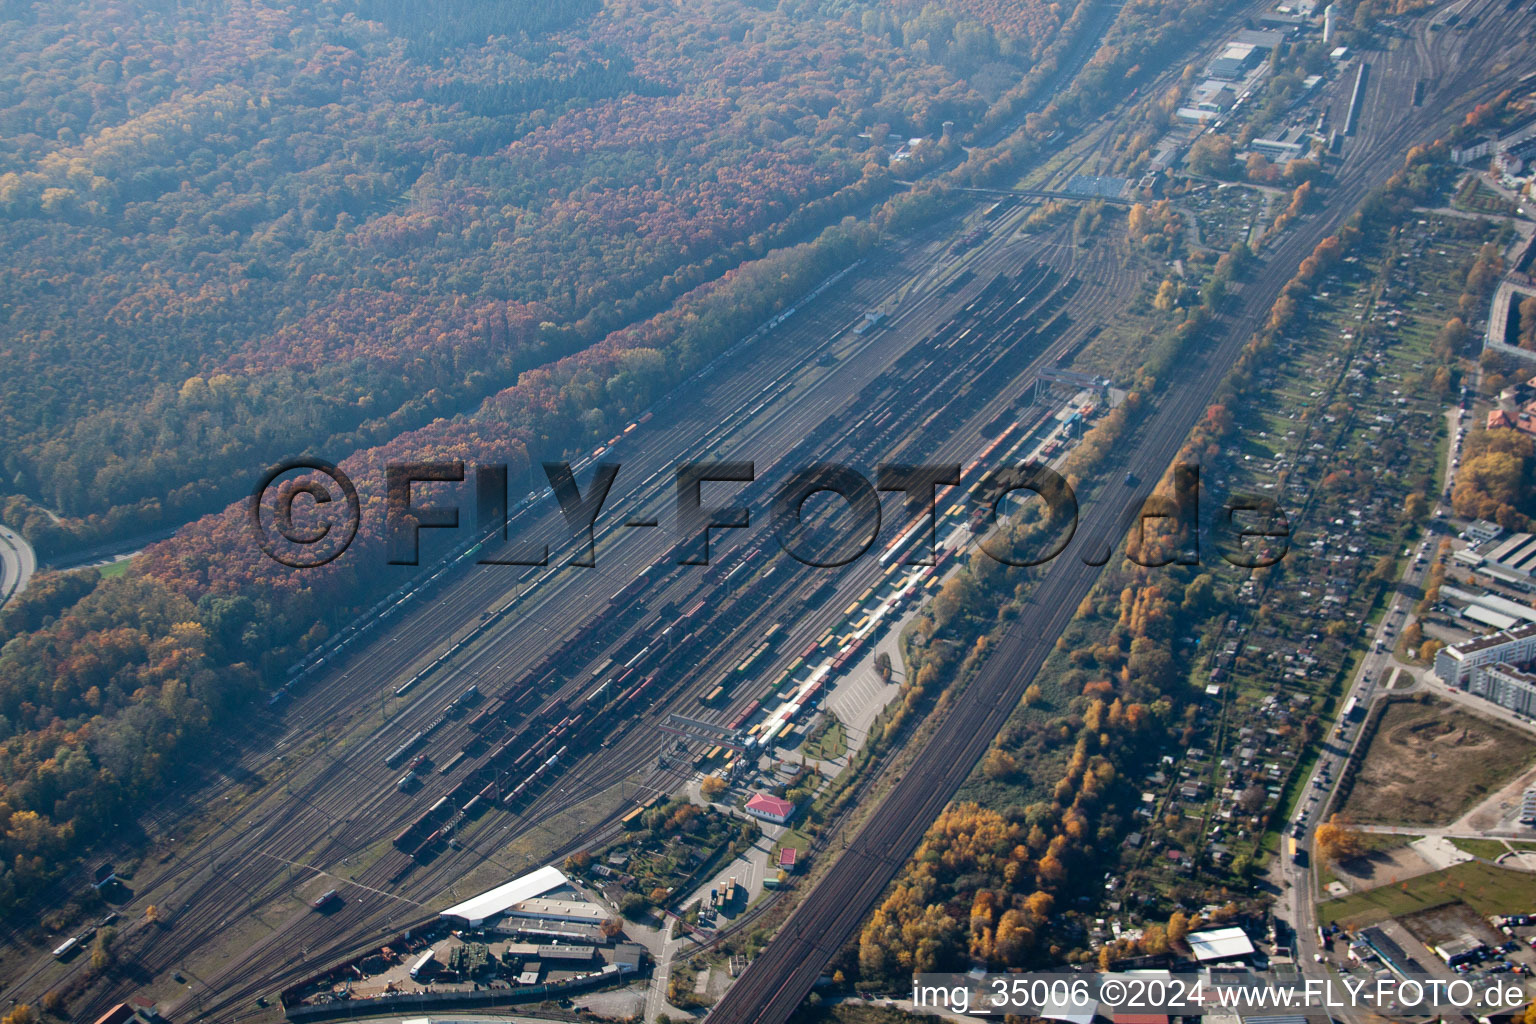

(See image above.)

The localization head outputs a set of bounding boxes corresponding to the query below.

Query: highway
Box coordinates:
[0,521,36,608]
[704,2,1536,1022]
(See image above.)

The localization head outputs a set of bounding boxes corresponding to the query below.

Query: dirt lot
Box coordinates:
[1399,901,1503,949]
[1340,697,1536,826]
[1333,843,1437,893]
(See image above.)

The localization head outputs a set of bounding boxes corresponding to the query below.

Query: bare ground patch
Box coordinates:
[1333,843,1437,893]
[1341,697,1536,826]
[1399,901,1502,949]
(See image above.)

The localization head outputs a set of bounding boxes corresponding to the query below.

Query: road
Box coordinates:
[1277,108,1507,1016]
[1274,509,1437,1005]
[705,3,1536,1022]
[0,522,36,607]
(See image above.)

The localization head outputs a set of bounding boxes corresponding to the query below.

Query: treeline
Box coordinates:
[854,546,1222,976]
[0,0,1224,926]
[852,0,1073,80]
[838,194,1245,978]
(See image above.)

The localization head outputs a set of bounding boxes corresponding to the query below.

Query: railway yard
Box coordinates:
[4,1,1535,1023]
[8,152,1156,1024]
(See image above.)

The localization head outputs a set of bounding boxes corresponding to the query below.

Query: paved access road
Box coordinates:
[0,522,36,607]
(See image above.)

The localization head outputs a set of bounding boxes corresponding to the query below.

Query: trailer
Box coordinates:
[409,948,437,979]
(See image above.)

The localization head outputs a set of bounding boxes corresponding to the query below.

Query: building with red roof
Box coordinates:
[744,793,796,824]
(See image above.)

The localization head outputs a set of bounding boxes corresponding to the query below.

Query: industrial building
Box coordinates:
[438,865,572,927]
[1207,42,1262,80]
[92,1002,160,1024]
[1359,926,1427,976]
[1185,926,1256,963]
[507,896,609,926]
[1434,935,1486,967]
[1439,585,1536,628]
[1484,532,1536,577]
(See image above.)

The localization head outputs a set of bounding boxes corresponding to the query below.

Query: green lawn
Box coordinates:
[1450,837,1515,860]
[98,560,130,579]
[804,719,847,762]
[769,826,816,880]
[1318,860,1536,927]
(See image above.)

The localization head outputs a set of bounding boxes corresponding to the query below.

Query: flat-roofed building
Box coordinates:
[1468,519,1506,544]
[1468,661,1536,716]
[510,897,608,925]
[1465,605,1519,630]
[536,943,597,962]
[1187,926,1256,963]
[1441,585,1536,625]
[1434,621,1536,687]
[1435,935,1486,966]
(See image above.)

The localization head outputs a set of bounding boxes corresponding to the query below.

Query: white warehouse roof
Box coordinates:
[1187,926,1255,962]
[1443,585,1536,624]
[1466,605,1519,631]
[439,865,569,925]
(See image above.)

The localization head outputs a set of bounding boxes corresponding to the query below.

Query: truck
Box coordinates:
[409,948,437,980]
[1287,836,1308,866]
